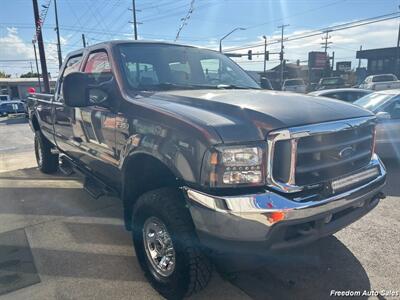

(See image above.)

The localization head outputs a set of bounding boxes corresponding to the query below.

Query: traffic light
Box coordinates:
[265,51,269,61]
[279,52,283,61]
[247,50,252,60]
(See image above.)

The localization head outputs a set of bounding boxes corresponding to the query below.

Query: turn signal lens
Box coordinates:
[266,211,285,224]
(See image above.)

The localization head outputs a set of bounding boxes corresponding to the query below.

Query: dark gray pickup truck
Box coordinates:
[28,40,386,299]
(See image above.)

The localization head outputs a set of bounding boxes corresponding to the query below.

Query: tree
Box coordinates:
[20,72,40,78]
[0,71,11,78]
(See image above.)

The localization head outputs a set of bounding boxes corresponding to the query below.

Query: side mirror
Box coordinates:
[376,111,391,121]
[63,72,90,107]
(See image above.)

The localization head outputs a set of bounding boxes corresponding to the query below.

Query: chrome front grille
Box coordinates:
[295,124,374,186]
[267,116,376,193]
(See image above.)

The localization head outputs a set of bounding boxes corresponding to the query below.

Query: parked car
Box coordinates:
[316,76,346,90]
[0,95,11,102]
[354,89,400,158]
[282,78,306,93]
[309,88,372,103]
[358,74,400,91]
[0,100,26,117]
[28,41,386,299]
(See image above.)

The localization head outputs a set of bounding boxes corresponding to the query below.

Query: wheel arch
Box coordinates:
[30,113,40,131]
[121,152,183,231]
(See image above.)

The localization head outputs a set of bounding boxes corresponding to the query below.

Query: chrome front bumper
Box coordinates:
[184,155,386,245]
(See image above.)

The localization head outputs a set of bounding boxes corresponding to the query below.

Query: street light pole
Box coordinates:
[219,27,245,53]
[263,35,267,74]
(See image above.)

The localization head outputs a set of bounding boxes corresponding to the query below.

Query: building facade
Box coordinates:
[356,47,400,78]
[0,78,56,100]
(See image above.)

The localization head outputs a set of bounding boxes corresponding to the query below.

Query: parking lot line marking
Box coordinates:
[0,179,82,189]
[0,147,17,152]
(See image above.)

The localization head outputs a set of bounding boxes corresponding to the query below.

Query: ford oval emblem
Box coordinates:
[338,146,354,159]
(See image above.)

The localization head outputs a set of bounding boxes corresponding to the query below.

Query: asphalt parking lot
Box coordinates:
[0,117,399,300]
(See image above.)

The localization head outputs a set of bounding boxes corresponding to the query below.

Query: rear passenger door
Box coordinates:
[53,54,85,159]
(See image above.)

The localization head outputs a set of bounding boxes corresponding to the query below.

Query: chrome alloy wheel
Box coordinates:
[143,216,176,277]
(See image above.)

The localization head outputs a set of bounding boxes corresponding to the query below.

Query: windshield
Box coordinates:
[0,95,8,101]
[320,78,343,85]
[372,75,397,82]
[118,44,260,91]
[285,79,304,86]
[353,92,397,112]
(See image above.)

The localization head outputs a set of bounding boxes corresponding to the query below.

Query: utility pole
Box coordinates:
[396,9,400,77]
[321,31,332,54]
[82,34,87,47]
[331,51,335,74]
[263,35,267,74]
[54,0,62,68]
[132,0,138,40]
[32,39,42,92]
[278,24,289,87]
[358,45,362,68]
[321,31,332,76]
[32,0,50,93]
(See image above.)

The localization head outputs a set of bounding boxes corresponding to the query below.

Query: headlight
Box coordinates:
[202,145,265,187]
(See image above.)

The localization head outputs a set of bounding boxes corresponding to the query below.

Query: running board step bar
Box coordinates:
[59,154,119,199]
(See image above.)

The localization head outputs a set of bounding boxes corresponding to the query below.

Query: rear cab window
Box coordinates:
[372,75,397,82]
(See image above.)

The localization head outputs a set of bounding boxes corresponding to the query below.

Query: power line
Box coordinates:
[175,0,195,41]
[225,12,400,53]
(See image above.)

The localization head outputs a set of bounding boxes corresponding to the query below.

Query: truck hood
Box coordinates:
[141,89,374,143]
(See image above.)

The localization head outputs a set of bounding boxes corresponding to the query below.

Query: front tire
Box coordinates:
[132,187,212,299]
[34,130,59,173]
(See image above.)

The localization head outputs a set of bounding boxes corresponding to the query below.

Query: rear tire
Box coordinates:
[132,187,212,299]
[34,130,59,174]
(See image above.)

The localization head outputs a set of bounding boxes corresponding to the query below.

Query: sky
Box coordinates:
[0,0,399,77]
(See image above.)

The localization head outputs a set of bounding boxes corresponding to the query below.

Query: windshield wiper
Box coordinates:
[216,84,260,90]
[143,82,214,91]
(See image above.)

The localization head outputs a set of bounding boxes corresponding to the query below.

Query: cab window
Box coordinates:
[56,54,83,101]
[84,51,112,84]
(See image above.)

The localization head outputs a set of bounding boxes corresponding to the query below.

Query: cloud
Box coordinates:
[0,27,64,76]
[0,27,35,60]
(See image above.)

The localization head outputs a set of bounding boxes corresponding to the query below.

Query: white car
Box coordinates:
[282,78,307,93]
[359,74,400,91]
